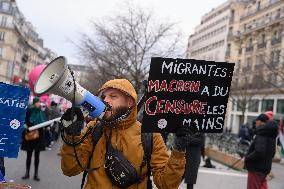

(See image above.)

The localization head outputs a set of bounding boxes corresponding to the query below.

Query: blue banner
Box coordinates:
[0,83,30,158]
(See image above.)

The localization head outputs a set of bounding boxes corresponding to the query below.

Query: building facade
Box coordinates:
[187,0,251,133]
[226,0,284,133]
[187,1,232,62]
[0,0,56,85]
[68,64,98,92]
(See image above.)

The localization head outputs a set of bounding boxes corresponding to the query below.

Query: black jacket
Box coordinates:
[244,121,278,175]
[184,133,205,184]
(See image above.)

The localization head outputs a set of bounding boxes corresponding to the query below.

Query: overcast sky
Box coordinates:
[17,0,226,65]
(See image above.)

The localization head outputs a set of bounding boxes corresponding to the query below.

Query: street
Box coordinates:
[3,141,284,189]
[1,0,284,188]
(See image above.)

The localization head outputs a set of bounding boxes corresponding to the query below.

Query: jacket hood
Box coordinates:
[98,79,137,104]
[256,121,278,138]
[97,79,138,129]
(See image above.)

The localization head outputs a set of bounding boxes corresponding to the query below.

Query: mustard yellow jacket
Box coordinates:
[60,79,185,189]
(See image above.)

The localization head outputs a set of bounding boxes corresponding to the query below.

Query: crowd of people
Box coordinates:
[21,96,67,181]
[18,79,284,189]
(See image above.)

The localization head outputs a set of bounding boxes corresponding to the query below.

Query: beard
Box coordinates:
[103,106,130,122]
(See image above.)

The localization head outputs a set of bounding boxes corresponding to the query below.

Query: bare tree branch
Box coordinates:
[75,4,182,92]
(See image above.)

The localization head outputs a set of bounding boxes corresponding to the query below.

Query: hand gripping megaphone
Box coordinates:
[34,56,107,119]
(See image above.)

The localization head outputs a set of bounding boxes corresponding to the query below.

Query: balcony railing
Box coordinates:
[245,46,253,52]
[257,42,266,49]
[0,7,13,15]
[240,0,281,20]
[241,10,284,35]
[254,64,263,71]
[228,31,241,41]
[271,38,281,45]
[270,61,279,68]
[242,66,251,73]
[275,12,280,19]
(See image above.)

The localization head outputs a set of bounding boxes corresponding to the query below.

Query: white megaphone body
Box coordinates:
[34,56,106,119]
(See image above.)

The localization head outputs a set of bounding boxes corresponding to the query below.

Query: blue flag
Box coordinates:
[0,83,30,158]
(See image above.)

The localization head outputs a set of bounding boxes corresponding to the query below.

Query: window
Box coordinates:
[0,32,5,41]
[246,57,252,69]
[259,54,264,63]
[231,10,235,20]
[231,99,235,111]
[260,33,265,43]
[0,16,7,27]
[257,2,261,10]
[261,99,274,112]
[237,99,244,112]
[273,30,280,39]
[238,48,242,55]
[248,38,253,47]
[229,27,233,35]
[277,99,284,114]
[2,2,10,11]
[248,99,259,112]
[276,9,281,18]
[0,47,3,58]
[230,114,234,128]
[271,50,280,64]
[236,60,240,73]
[266,73,277,85]
[274,50,280,63]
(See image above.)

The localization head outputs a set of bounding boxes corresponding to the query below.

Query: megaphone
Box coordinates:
[34,56,107,119]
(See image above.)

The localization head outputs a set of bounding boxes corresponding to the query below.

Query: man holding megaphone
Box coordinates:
[33,57,192,189]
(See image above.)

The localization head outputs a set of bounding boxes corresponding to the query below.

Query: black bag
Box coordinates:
[80,124,153,189]
[104,144,139,188]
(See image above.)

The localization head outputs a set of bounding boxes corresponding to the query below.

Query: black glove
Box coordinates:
[60,107,84,136]
[174,125,198,152]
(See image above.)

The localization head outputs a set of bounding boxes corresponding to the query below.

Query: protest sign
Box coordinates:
[142,57,235,133]
[0,83,30,158]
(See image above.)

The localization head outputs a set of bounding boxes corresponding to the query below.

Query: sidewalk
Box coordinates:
[2,141,284,189]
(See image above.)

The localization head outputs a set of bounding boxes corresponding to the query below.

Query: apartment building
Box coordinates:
[186,0,251,133]
[0,0,56,85]
[226,0,284,133]
[68,64,99,92]
[187,1,233,62]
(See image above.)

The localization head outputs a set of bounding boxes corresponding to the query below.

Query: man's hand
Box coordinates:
[60,107,84,136]
[174,125,197,152]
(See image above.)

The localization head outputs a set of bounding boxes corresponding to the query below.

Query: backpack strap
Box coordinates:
[141,133,153,189]
[80,122,104,189]
[81,124,153,189]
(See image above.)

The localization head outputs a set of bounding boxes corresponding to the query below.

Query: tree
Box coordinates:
[76,4,182,92]
[230,64,268,125]
[229,51,284,126]
[257,51,284,93]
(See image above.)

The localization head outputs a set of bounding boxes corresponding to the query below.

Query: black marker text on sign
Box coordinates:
[141,57,235,133]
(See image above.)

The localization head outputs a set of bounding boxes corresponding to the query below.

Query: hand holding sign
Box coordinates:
[173,125,196,152]
[142,57,235,133]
